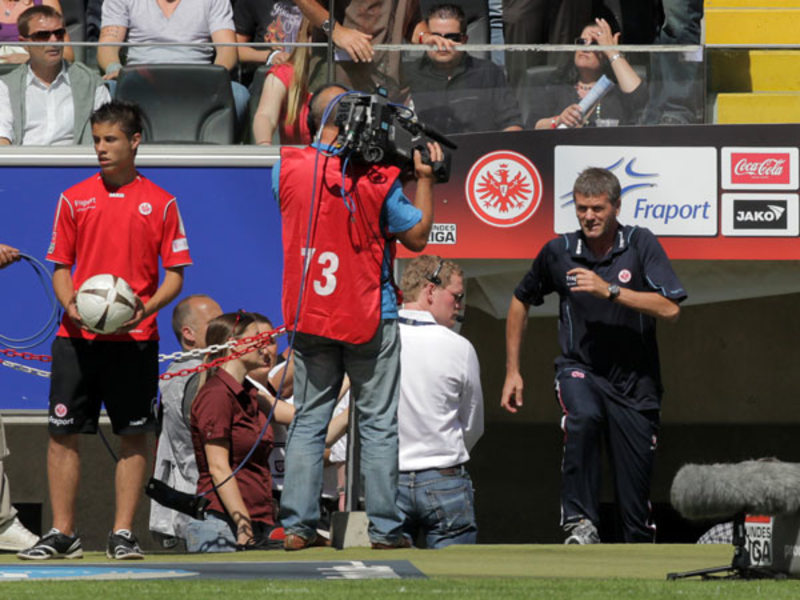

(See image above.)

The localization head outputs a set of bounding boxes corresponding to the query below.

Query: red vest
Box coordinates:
[279,146,401,344]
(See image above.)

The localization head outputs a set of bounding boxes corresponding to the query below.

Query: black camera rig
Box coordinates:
[333,89,457,183]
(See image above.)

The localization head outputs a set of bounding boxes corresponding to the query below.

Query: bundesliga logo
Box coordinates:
[465,150,542,228]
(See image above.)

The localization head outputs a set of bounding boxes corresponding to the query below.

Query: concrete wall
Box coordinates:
[5,292,800,549]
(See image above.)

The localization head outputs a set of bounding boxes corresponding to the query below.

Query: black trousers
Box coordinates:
[555,368,660,542]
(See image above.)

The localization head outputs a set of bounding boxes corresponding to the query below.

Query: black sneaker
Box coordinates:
[17,528,83,560]
[106,529,144,560]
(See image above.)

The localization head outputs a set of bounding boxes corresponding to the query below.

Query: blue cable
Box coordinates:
[0,252,59,349]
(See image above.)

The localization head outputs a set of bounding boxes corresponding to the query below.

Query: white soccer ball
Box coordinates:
[75,274,138,334]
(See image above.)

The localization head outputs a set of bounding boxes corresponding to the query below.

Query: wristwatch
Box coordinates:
[607,284,621,301]
[321,18,333,36]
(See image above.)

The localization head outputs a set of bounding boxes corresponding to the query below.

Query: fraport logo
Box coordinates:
[554,146,718,236]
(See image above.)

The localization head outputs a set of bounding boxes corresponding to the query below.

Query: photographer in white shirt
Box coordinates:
[396,255,484,548]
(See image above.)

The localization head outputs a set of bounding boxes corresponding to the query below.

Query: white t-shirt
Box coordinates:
[101,0,234,65]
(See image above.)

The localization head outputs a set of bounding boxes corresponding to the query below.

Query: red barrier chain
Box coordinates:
[1,326,288,381]
[159,326,286,381]
[0,348,52,363]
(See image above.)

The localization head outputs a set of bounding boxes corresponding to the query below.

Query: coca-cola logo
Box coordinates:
[731,153,791,185]
[734,158,785,177]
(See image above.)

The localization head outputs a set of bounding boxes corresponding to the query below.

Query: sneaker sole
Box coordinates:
[106,550,144,560]
[17,548,84,560]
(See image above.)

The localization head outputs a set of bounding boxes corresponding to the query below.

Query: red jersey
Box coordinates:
[279,146,399,344]
[46,173,192,341]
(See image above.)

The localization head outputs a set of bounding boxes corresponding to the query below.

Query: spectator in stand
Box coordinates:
[252,17,313,145]
[502,0,591,89]
[0,0,73,64]
[532,18,647,129]
[405,3,522,135]
[642,0,703,124]
[0,243,38,553]
[0,6,110,146]
[234,0,303,86]
[97,0,250,127]
[149,294,222,550]
[294,0,456,101]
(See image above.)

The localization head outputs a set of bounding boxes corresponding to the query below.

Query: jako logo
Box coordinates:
[731,153,791,185]
[733,200,788,229]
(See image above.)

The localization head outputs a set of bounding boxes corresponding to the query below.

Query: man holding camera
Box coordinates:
[502,167,686,544]
[274,84,443,550]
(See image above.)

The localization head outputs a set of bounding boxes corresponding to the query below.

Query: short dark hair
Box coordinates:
[308,83,348,136]
[171,294,215,346]
[573,167,621,206]
[90,100,144,140]
[426,3,466,33]
[18,5,62,38]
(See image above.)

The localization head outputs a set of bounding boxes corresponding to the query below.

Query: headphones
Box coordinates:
[426,258,445,286]
[306,82,351,141]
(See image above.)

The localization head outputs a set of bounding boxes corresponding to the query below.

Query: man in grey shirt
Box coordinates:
[149,294,221,549]
[97,0,248,126]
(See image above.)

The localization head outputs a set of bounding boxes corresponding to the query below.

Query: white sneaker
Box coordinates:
[564,519,601,545]
[0,517,39,551]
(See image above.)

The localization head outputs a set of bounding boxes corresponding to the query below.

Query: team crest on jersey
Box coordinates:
[139,202,152,216]
[465,150,542,228]
[570,370,585,379]
[54,403,68,418]
[618,269,632,283]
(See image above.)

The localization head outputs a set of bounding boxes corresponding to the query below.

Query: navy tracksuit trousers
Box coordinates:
[555,367,660,542]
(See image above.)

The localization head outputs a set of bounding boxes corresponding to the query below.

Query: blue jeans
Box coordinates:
[397,466,477,548]
[279,320,404,545]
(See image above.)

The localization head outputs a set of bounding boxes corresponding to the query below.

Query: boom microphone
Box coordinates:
[671,461,800,520]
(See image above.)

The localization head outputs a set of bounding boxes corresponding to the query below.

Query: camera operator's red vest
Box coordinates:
[279,146,401,344]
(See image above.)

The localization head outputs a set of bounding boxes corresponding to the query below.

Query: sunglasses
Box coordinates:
[27,28,67,42]
[574,36,597,46]
[432,32,466,43]
[443,288,465,304]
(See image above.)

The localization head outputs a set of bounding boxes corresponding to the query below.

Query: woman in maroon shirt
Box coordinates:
[187,311,283,552]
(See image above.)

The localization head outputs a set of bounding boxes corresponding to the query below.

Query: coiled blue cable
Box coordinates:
[0,252,59,349]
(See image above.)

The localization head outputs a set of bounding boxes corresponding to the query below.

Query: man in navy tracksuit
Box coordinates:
[502,167,687,544]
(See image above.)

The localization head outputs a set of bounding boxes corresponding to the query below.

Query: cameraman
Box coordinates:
[273,84,443,550]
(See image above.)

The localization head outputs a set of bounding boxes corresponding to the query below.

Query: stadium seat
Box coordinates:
[114,64,236,144]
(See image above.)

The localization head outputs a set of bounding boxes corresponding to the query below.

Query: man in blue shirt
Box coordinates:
[502,167,686,544]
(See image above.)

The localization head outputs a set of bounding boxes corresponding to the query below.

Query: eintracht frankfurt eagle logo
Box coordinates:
[465,150,542,228]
